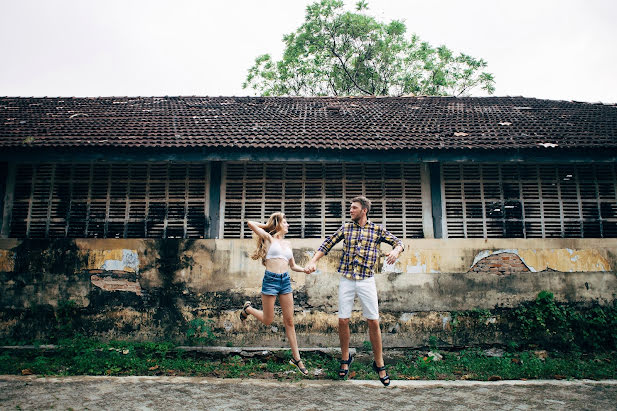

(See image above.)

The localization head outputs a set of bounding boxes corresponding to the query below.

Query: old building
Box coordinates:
[1,96,616,346]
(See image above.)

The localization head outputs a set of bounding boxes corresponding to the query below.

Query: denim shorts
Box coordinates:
[261,270,293,296]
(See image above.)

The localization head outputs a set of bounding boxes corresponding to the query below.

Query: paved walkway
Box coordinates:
[2,376,617,410]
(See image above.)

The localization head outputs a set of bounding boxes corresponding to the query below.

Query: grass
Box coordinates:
[1,338,615,381]
[391,349,616,381]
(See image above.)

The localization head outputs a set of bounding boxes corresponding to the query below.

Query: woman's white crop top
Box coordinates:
[266,240,293,261]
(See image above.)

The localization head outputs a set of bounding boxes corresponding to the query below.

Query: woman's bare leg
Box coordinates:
[246,294,276,325]
[279,292,304,367]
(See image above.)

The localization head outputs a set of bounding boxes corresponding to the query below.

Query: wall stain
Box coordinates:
[13,239,87,278]
[2,239,617,345]
[147,239,194,335]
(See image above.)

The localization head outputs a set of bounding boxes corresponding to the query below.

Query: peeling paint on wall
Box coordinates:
[405,251,440,274]
[470,248,611,273]
[2,238,617,345]
[518,248,610,272]
[469,252,529,274]
[0,250,15,272]
[470,249,533,272]
[88,249,140,273]
[90,274,142,295]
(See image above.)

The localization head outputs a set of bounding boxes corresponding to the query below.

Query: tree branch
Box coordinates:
[328,75,339,96]
[329,33,372,95]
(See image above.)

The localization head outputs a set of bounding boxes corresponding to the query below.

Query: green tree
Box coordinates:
[243,0,495,97]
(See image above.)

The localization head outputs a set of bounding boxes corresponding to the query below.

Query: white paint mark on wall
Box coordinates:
[122,249,140,272]
[399,313,416,323]
[383,260,403,273]
[406,264,427,274]
[101,249,140,273]
[441,315,451,330]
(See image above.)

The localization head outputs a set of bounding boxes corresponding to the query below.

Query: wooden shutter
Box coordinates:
[220,162,423,239]
[8,162,209,239]
[441,163,617,238]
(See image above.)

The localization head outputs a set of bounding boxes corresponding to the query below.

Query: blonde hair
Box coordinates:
[251,212,286,265]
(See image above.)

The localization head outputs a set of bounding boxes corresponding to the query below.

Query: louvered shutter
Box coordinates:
[441,163,617,238]
[220,162,424,239]
[8,162,209,239]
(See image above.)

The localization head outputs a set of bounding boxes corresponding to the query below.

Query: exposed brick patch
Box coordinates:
[469,252,530,275]
[90,273,142,295]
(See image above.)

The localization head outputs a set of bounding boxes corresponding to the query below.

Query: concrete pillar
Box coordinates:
[1,163,16,238]
[208,161,222,239]
[428,162,443,239]
[420,163,435,239]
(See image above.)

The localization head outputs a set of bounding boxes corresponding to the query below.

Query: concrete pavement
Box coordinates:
[2,376,617,410]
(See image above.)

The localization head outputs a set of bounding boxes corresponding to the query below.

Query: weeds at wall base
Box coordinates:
[3,291,617,352]
[508,291,617,352]
[2,291,617,380]
[447,291,617,353]
[1,338,615,381]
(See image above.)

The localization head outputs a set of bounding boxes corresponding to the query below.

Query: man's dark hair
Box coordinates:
[351,196,371,214]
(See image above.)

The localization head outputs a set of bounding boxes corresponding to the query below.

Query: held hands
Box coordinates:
[304,262,317,274]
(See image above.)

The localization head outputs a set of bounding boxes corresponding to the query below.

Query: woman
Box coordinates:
[239,212,309,376]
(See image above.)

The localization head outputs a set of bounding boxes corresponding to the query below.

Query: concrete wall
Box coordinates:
[1,238,616,347]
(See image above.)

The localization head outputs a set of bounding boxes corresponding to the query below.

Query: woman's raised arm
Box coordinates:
[247,220,273,242]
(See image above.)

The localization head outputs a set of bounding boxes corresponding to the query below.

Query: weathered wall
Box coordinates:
[1,238,616,347]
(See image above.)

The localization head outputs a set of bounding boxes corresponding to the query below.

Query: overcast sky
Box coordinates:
[1,0,616,103]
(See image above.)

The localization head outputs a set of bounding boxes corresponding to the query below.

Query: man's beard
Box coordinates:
[350,214,360,222]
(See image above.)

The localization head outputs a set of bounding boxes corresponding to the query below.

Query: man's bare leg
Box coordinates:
[339,318,351,373]
[368,319,388,380]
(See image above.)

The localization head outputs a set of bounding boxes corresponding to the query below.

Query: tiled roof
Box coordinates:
[1,96,616,150]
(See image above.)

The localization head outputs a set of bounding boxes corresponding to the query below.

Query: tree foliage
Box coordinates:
[243,0,495,97]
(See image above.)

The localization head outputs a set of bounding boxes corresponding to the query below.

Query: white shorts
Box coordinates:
[338,276,379,320]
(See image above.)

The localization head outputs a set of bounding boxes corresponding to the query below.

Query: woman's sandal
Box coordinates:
[289,357,309,376]
[338,353,354,378]
[239,301,252,321]
[372,361,391,387]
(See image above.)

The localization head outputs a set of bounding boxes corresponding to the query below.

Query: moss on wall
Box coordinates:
[1,238,616,347]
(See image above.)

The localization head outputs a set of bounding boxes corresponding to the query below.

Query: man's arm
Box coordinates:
[381,227,404,265]
[305,224,345,273]
[304,251,325,273]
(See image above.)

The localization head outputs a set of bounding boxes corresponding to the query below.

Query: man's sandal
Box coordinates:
[372,361,391,387]
[338,354,354,378]
[239,301,251,321]
[289,357,309,376]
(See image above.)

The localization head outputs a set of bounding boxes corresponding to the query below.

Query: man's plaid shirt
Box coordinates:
[317,220,404,280]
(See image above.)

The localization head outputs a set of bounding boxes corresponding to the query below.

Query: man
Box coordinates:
[305,196,403,386]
